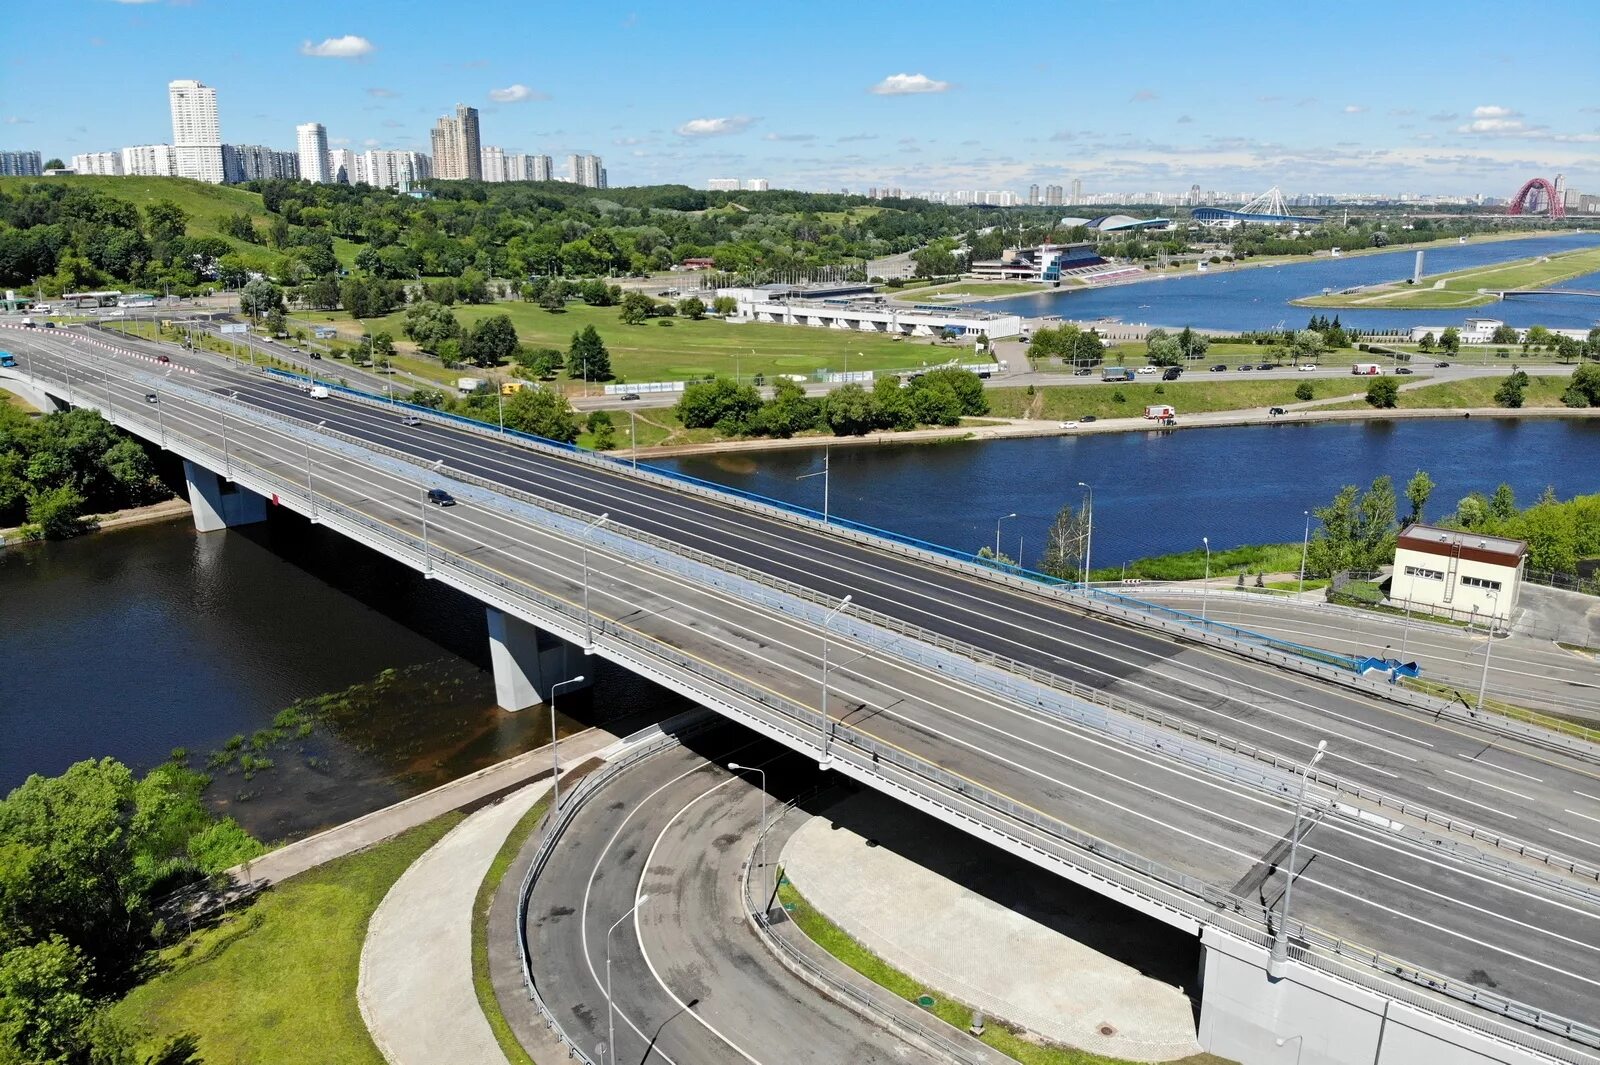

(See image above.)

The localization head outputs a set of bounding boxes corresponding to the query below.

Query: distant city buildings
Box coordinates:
[1070,179,1083,204]
[296,122,332,184]
[1044,184,1063,206]
[71,151,123,176]
[329,148,363,185]
[707,178,740,191]
[480,145,507,182]
[568,153,604,188]
[364,149,430,190]
[121,144,177,177]
[224,144,299,183]
[168,79,225,184]
[430,104,481,181]
[0,150,42,177]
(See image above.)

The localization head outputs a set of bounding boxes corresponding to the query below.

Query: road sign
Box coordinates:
[220,323,248,335]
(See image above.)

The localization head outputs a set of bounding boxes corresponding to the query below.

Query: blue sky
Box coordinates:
[4,0,1597,196]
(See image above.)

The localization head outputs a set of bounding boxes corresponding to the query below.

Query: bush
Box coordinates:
[1294,382,1314,402]
[1365,378,1399,408]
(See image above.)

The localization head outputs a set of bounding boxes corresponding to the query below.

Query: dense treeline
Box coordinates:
[673,367,990,439]
[0,406,170,538]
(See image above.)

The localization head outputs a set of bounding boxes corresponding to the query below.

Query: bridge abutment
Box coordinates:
[182,459,267,533]
[485,606,589,711]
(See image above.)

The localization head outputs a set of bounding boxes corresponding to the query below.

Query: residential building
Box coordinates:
[745,178,769,191]
[1391,524,1526,624]
[1043,184,1063,206]
[1028,184,1040,205]
[168,79,225,183]
[707,178,740,191]
[430,104,481,181]
[121,144,177,177]
[568,153,603,188]
[71,151,123,176]
[223,144,299,183]
[1070,178,1083,204]
[0,151,42,177]
[296,122,331,184]
[529,154,552,182]
[329,148,364,185]
[480,145,507,182]
[364,149,428,190]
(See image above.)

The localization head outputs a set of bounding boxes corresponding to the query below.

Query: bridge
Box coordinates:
[4,323,1600,1065]
[1496,288,1600,298]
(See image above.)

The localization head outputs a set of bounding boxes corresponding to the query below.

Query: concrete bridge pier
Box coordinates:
[182,459,267,533]
[485,606,591,711]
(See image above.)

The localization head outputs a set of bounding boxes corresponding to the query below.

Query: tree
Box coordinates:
[43,158,65,171]
[1562,363,1600,408]
[370,332,396,360]
[757,378,818,438]
[578,279,616,306]
[501,387,578,442]
[1404,469,1435,524]
[1294,382,1314,402]
[401,302,461,352]
[515,347,564,380]
[1526,325,1554,352]
[1040,500,1090,581]
[1417,331,1435,353]
[675,378,763,432]
[142,201,187,246]
[1489,483,1517,521]
[677,296,706,320]
[567,325,611,381]
[712,296,737,316]
[538,285,568,312]
[873,377,916,430]
[822,383,878,436]
[1176,327,1209,361]
[585,410,616,450]
[1490,324,1519,345]
[911,368,987,416]
[264,307,287,336]
[240,278,283,317]
[461,314,520,368]
[618,291,655,325]
[1439,327,1460,355]
[25,484,87,539]
[1291,330,1326,362]
[1494,369,1528,408]
[0,936,97,1064]
[1365,377,1399,408]
[1146,335,1183,367]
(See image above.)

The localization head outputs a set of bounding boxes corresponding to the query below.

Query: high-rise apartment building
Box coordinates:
[745,178,769,191]
[1069,178,1083,204]
[1043,184,1063,206]
[71,151,124,176]
[0,150,43,177]
[121,144,177,177]
[329,148,364,185]
[567,153,603,188]
[363,150,430,190]
[480,145,507,182]
[1028,184,1040,205]
[168,79,225,183]
[707,178,740,191]
[529,154,552,182]
[222,144,299,183]
[430,105,482,181]
[296,123,331,184]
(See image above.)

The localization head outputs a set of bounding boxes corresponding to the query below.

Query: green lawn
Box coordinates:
[988,377,1377,422]
[776,875,1229,1065]
[1087,542,1306,582]
[112,816,462,1065]
[1321,374,1572,411]
[1295,245,1600,309]
[310,303,978,387]
[890,281,1066,302]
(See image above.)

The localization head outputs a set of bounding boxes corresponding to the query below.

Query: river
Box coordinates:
[0,515,683,839]
[978,232,1600,332]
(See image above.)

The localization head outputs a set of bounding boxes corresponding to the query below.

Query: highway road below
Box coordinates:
[524,729,940,1064]
[10,326,1600,1041]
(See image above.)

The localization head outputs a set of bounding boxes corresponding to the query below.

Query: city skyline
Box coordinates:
[2,0,1598,196]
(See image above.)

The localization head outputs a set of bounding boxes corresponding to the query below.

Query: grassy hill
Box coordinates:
[0,175,356,271]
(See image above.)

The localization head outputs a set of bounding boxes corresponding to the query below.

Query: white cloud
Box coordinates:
[367,87,398,98]
[300,35,375,59]
[1343,105,1368,114]
[869,73,950,96]
[1130,89,1159,103]
[362,138,380,148]
[1458,117,1527,134]
[489,83,546,103]
[765,132,816,142]
[675,115,757,137]
[1473,104,1519,119]
[4,116,31,125]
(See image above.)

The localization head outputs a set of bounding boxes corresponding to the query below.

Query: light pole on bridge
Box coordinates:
[728,762,770,904]
[1077,482,1094,588]
[818,594,854,769]
[605,894,651,1065]
[1298,510,1311,596]
[548,674,587,813]
[581,513,610,653]
[797,448,831,524]
[1270,738,1327,979]
[1475,590,1501,713]
[995,512,1017,561]
[1201,536,1211,625]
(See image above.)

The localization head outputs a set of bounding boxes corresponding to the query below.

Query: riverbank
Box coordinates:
[0,496,189,547]
[1292,244,1600,310]
[633,401,1600,459]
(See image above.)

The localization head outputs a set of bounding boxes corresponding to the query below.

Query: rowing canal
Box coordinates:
[4,417,1597,834]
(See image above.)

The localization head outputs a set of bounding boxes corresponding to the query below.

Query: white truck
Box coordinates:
[1351,363,1384,376]
[1143,403,1176,420]
[456,377,487,394]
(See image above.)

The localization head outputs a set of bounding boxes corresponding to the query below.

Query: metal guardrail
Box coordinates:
[26,353,1600,1060]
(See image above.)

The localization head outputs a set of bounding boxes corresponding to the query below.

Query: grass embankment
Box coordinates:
[1294,245,1600,310]
[1322,374,1572,411]
[890,280,1072,302]
[988,378,1374,422]
[309,303,973,387]
[470,794,551,1065]
[112,816,463,1065]
[776,875,1228,1065]
[0,175,360,273]
[2,388,38,413]
[1085,542,1305,583]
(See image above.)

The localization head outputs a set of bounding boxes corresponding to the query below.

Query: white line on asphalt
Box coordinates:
[1442,769,1535,802]
[1566,808,1600,827]
[1575,790,1600,804]
[1549,829,1600,852]
[1457,753,1544,784]
[1426,787,1517,818]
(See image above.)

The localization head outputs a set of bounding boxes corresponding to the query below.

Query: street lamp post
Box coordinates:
[1475,590,1501,712]
[995,512,1018,559]
[548,674,587,813]
[797,448,831,523]
[819,594,854,768]
[419,488,432,574]
[1298,510,1311,596]
[1270,739,1327,979]
[728,762,769,901]
[1201,536,1211,624]
[581,513,610,652]
[605,894,651,1065]
[629,409,637,471]
[1077,482,1094,588]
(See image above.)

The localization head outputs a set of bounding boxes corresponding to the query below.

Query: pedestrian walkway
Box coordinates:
[359,779,550,1065]
[782,790,1204,1063]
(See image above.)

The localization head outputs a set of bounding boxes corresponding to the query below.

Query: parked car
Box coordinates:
[1073,368,1092,376]
[400,415,422,427]
[1236,364,1253,371]
[1256,363,1275,370]
[427,488,456,507]
[1268,406,1286,416]
[1210,364,1228,372]
[43,321,56,329]
[1298,364,1318,372]
[1058,420,1079,429]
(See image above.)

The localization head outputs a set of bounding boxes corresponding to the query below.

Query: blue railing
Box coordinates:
[264,367,1361,674]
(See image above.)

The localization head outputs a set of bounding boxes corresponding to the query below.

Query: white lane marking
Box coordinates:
[1575,790,1600,803]
[1566,808,1600,827]
[1442,768,1535,802]
[1426,787,1516,818]
[1457,753,1544,784]
[635,773,765,1065]
[1549,829,1600,852]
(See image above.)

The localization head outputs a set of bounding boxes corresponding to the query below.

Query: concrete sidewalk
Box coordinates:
[359,779,550,1065]
[783,790,1204,1063]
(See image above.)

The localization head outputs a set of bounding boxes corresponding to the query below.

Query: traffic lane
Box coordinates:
[29,338,1600,853]
[25,340,1600,1023]
[635,750,935,1064]
[1272,817,1600,1027]
[525,733,755,1065]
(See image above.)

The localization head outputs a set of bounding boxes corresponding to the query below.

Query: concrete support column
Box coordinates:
[182,459,267,533]
[485,606,590,712]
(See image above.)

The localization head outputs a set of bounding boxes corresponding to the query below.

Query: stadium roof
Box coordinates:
[1088,214,1171,231]
[1192,206,1321,225]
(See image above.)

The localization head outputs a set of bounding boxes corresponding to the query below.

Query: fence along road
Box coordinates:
[10,328,1600,1055]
